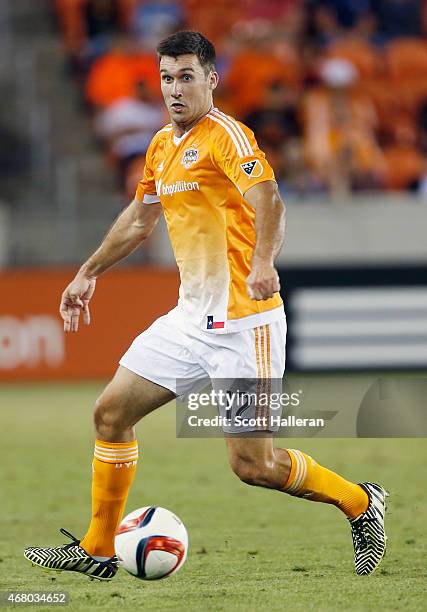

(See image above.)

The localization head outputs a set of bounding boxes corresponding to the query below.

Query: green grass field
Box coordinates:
[1,383,426,611]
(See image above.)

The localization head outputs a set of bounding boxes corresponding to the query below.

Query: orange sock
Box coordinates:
[80,439,138,558]
[284,449,368,519]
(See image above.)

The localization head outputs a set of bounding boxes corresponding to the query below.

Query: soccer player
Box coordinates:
[25,31,387,580]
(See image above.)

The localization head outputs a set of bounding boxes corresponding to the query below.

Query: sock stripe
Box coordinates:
[287,450,302,492]
[292,450,308,492]
[94,441,138,464]
[94,447,138,456]
[94,451,138,459]
[286,449,308,493]
[285,449,301,492]
[94,452,139,464]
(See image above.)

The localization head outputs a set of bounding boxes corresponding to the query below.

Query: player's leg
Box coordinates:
[79,366,175,559]
[209,317,385,575]
[93,364,175,442]
[25,309,208,580]
[207,320,375,517]
[225,436,368,516]
[226,435,388,575]
[24,367,174,580]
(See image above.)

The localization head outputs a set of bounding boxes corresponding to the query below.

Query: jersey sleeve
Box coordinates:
[210,114,275,195]
[135,137,161,204]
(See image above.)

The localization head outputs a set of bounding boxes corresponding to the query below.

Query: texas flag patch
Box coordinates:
[240,159,263,178]
[207,316,225,330]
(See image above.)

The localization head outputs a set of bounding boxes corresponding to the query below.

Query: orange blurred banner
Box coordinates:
[0,267,180,381]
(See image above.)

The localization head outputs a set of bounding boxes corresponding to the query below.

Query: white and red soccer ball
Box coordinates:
[115,506,188,580]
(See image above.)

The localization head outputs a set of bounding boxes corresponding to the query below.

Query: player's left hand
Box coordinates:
[246,261,280,300]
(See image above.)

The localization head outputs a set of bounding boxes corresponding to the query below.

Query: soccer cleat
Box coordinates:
[349,482,388,575]
[24,528,118,581]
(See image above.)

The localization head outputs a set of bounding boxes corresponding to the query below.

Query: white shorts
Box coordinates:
[119,307,287,432]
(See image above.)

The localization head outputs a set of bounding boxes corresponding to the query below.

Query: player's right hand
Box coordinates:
[59,274,96,333]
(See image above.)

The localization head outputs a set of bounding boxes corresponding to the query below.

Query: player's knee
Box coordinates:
[93,393,128,437]
[230,456,268,487]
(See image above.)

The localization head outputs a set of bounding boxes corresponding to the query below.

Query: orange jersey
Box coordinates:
[135,107,283,333]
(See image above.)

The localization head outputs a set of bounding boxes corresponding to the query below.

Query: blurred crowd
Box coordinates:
[52,0,427,199]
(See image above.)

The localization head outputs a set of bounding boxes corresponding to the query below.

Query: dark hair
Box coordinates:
[157,31,216,75]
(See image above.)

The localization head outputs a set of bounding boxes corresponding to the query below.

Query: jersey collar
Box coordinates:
[172,105,215,146]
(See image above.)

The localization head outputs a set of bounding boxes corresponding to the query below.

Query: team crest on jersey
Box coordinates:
[240,159,263,178]
[181,148,198,169]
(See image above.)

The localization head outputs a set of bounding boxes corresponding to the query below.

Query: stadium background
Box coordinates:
[0,1,426,610]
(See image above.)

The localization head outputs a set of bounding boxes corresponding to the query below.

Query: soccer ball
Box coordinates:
[114,506,188,580]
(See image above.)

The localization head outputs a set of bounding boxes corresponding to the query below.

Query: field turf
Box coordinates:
[1,382,426,611]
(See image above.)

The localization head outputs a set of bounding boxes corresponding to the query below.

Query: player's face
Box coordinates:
[159,54,218,129]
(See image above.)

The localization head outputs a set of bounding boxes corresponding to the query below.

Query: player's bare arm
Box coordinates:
[60,200,162,333]
[245,180,286,301]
